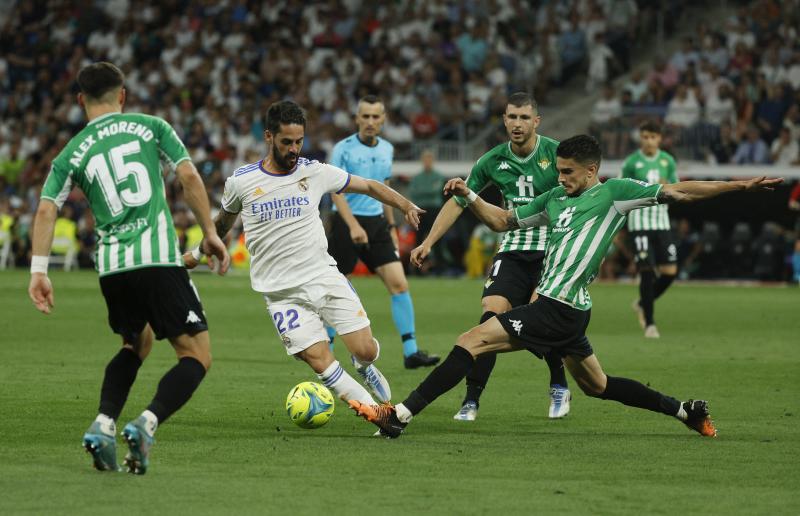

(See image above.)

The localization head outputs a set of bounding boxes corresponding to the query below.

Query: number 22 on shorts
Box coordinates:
[273,309,300,334]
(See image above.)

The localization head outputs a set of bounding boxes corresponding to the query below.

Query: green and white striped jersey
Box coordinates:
[619,149,677,231]
[515,178,663,310]
[455,136,560,252]
[41,112,190,276]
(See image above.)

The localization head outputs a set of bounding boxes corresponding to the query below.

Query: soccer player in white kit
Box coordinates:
[185,101,425,407]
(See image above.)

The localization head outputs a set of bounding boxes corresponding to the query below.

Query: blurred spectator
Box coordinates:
[732,126,769,164]
[769,127,799,165]
[705,83,736,127]
[665,84,701,128]
[670,37,701,73]
[558,15,587,82]
[706,121,739,164]
[648,56,679,91]
[586,33,615,93]
[755,84,790,142]
[623,69,648,103]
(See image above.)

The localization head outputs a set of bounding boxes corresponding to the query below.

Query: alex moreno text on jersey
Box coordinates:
[251,195,311,222]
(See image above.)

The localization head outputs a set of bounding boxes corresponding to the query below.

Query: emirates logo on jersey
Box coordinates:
[298,178,309,192]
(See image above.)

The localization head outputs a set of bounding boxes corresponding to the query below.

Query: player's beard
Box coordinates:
[273,147,298,171]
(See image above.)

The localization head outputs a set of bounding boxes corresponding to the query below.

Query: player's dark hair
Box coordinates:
[359,94,383,106]
[507,92,538,112]
[557,135,602,165]
[265,100,306,134]
[639,120,662,134]
[77,62,124,101]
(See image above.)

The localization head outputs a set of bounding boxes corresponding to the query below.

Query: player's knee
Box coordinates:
[576,376,604,397]
[456,328,481,353]
[388,280,408,294]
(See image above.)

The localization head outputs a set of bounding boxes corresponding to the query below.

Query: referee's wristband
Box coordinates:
[190,246,203,261]
[462,190,479,205]
[30,255,49,275]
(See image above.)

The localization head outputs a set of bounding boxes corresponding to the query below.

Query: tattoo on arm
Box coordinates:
[656,188,679,204]
[506,211,520,231]
[214,211,236,237]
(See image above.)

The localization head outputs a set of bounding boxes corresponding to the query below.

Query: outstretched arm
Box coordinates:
[410,197,465,267]
[343,176,425,229]
[657,176,783,204]
[443,178,518,232]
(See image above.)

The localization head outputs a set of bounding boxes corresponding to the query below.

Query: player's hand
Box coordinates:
[410,244,430,268]
[350,225,369,245]
[28,273,54,314]
[403,204,425,230]
[201,234,231,275]
[183,251,200,269]
[443,178,470,197]
[741,176,783,192]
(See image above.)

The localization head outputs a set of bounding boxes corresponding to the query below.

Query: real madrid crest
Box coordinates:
[298,178,309,192]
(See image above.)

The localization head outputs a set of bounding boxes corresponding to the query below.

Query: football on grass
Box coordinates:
[285,382,335,429]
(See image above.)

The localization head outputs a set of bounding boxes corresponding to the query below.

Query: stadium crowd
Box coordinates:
[0,0,796,281]
[589,0,800,165]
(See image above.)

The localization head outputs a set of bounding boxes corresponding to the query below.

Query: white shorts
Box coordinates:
[262,267,371,355]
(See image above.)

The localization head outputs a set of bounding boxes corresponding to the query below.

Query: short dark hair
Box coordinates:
[556,135,602,165]
[639,120,662,134]
[359,94,383,106]
[507,92,538,112]
[265,100,306,134]
[77,62,124,101]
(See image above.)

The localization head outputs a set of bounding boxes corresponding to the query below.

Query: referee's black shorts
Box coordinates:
[328,212,399,274]
[99,266,208,342]
[496,295,594,359]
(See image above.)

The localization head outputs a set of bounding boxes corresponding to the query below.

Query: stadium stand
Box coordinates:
[0,0,796,281]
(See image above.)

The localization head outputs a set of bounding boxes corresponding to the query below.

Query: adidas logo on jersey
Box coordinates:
[498,161,511,170]
[253,187,265,197]
[185,311,202,324]
[509,319,523,335]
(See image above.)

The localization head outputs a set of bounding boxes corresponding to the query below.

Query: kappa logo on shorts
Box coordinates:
[510,319,523,336]
[484,278,494,288]
[185,310,202,324]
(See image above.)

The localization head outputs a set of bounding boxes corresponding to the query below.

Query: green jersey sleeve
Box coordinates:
[40,154,73,209]
[151,116,190,169]
[606,178,663,215]
[454,158,490,208]
[513,187,556,228]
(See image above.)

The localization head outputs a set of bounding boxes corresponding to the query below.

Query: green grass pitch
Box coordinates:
[0,270,798,515]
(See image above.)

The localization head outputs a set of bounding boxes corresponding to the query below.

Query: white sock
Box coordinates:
[351,338,381,370]
[140,409,158,436]
[395,403,413,423]
[675,403,688,421]
[94,414,116,435]
[318,360,375,405]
